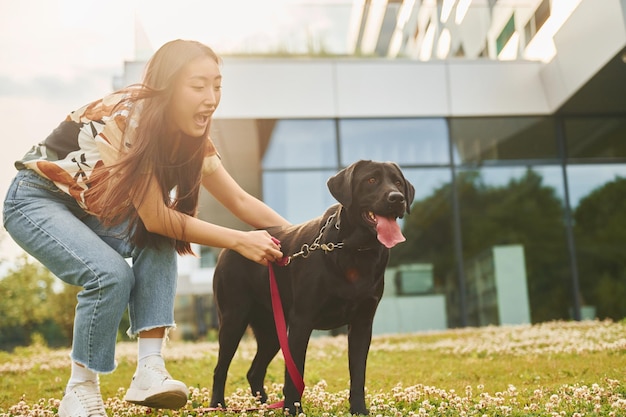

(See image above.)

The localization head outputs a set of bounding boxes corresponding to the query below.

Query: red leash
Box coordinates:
[268,260,306,396]
[197,245,304,413]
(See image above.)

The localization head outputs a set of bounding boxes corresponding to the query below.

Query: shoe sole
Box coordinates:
[125,390,188,410]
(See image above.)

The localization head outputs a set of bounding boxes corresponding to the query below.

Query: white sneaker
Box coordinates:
[123,356,188,409]
[59,381,106,417]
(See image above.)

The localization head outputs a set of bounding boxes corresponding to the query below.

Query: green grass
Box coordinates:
[2,320,626,416]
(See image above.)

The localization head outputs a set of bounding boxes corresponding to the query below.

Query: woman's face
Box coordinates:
[168,56,222,138]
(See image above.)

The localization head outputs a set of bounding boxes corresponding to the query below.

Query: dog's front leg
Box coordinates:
[347,302,378,415]
[282,320,313,415]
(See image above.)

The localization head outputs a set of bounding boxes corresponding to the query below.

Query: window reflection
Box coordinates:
[339,118,450,166]
[450,117,558,164]
[388,168,453,329]
[262,119,337,169]
[263,170,338,224]
[566,165,626,209]
[455,166,569,326]
[567,164,626,321]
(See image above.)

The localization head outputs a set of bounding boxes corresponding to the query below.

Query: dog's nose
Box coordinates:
[387,191,405,205]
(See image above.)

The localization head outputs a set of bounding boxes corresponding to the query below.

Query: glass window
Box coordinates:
[450,117,558,164]
[339,118,450,166]
[388,168,456,328]
[496,14,515,55]
[567,164,626,321]
[263,170,338,224]
[564,117,626,160]
[566,164,626,209]
[455,166,570,325]
[263,119,337,169]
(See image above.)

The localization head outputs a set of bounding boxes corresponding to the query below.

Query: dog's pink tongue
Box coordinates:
[375,216,405,248]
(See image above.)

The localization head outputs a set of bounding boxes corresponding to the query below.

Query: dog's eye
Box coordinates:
[395,180,403,187]
[368,177,377,184]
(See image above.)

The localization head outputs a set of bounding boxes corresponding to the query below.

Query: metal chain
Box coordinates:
[285,211,343,264]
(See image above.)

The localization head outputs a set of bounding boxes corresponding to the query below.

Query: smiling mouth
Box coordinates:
[362,211,406,248]
[194,114,209,125]
[362,210,400,226]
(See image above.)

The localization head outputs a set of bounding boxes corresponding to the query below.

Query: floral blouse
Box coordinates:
[15,93,221,213]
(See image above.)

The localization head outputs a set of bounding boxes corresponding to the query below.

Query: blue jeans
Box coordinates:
[3,169,178,373]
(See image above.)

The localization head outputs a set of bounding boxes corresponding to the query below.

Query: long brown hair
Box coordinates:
[87,40,221,255]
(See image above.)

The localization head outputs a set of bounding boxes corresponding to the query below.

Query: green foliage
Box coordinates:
[0,255,55,327]
[0,256,58,349]
[574,176,626,320]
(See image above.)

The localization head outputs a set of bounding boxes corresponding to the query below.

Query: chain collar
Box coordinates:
[282,209,343,265]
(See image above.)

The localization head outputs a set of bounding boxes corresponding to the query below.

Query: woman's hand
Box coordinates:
[234,230,284,266]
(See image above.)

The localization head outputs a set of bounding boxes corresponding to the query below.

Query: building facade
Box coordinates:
[118,0,626,336]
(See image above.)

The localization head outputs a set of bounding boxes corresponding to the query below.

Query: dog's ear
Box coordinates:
[327,160,369,208]
[390,162,415,214]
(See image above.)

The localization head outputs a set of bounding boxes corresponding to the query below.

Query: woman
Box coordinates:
[2,39,289,416]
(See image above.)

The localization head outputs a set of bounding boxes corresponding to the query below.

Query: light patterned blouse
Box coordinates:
[15,92,221,213]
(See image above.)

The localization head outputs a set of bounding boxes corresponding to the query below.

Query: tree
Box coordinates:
[574,176,626,319]
[0,255,57,349]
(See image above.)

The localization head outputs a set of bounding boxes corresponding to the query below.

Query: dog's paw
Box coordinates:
[350,406,370,415]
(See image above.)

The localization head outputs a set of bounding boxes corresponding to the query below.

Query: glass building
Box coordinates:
[119,0,626,335]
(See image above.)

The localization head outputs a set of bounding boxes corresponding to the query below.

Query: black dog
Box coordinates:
[209,160,415,415]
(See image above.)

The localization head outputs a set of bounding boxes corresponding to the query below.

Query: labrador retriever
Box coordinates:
[209,160,415,415]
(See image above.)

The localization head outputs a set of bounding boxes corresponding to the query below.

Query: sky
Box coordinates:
[0,0,349,258]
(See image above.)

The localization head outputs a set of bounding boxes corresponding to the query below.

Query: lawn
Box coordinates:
[2,320,626,416]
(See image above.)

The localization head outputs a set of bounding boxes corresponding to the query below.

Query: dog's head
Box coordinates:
[327,160,415,249]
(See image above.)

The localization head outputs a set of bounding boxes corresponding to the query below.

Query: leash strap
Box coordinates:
[197,251,304,413]
[268,261,306,395]
[195,259,304,413]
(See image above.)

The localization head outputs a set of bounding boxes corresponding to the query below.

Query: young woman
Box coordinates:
[2,39,290,416]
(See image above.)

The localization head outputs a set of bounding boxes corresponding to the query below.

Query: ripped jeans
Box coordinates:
[3,169,177,373]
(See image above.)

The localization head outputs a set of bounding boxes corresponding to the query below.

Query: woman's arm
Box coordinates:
[201,164,291,229]
[133,171,285,265]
